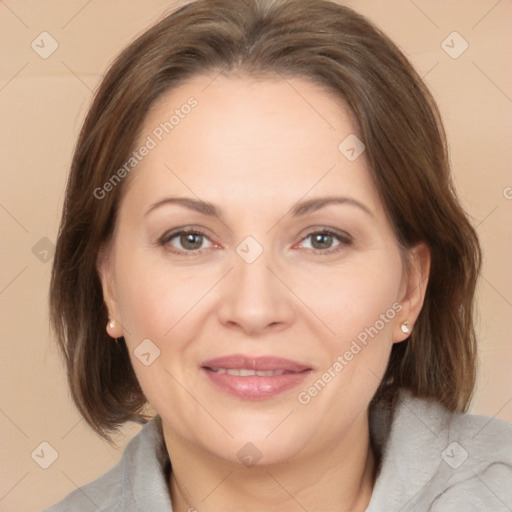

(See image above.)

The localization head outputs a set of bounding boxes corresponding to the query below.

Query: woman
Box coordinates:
[45,0,512,510]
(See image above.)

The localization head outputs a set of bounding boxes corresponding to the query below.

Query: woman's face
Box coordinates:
[100,74,427,466]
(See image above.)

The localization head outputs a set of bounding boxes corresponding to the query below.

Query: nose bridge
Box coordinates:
[236,251,274,299]
[217,244,294,333]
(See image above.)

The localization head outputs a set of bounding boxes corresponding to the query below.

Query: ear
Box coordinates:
[394,242,431,343]
[97,243,124,339]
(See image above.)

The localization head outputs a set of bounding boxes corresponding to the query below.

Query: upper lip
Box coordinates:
[201,355,311,373]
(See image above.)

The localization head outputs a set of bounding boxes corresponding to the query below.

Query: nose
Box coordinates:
[216,249,296,336]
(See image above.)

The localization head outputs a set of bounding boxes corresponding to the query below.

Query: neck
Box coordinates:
[164,412,376,512]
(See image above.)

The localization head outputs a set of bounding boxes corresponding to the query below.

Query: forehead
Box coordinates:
[120,73,380,215]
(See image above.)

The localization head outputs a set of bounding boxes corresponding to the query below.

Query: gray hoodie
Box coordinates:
[43,390,512,511]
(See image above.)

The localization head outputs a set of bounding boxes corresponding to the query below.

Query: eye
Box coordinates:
[303,232,338,250]
[160,229,214,254]
[298,229,352,254]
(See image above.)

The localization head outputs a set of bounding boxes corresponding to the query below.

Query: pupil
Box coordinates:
[181,233,202,250]
[312,233,332,249]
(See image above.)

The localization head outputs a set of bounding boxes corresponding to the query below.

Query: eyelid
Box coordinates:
[159,223,215,240]
[294,227,353,254]
[158,226,353,256]
[159,226,220,255]
[297,227,353,243]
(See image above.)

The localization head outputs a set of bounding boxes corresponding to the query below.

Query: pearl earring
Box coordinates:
[400,321,410,334]
[108,319,116,329]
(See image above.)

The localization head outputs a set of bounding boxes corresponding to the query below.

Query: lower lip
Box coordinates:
[202,368,311,400]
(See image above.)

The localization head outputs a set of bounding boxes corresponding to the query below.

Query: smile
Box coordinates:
[201,355,312,400]
[208,368,289,376]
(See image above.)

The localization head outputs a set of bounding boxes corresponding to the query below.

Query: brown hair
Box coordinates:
[50,0,481,441]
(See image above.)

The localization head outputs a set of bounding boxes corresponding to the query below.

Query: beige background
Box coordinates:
[1,1,511,510]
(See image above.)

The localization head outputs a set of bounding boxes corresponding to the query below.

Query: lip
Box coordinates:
[201,355,312,400]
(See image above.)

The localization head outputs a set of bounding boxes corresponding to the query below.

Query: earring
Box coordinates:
[108,319,116,329]
[400,321,410,334]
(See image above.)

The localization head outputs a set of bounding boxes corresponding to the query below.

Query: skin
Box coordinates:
[99,74,430,512]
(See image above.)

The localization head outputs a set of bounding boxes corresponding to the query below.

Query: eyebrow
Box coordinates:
[145,196,373,219]
[145,197,220,218]
[291,197,373,217]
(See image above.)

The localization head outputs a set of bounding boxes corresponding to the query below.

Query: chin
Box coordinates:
[204,416,315,467]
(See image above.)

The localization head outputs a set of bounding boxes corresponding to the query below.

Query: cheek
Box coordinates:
[297,255,402,344]
[291,266,401,422]
[113,250,218,342]
[111,252,212,406]
[298,253,403,404]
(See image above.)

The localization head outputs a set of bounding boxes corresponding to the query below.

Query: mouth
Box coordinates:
[208,368,291,376]
[201,355,312,400]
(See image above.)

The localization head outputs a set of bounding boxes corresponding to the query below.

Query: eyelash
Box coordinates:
[298,229,353,255]
[159,227,353,257]
[159,229,215,256]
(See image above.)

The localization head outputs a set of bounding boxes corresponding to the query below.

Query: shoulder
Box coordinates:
[368,391,512,511]
[429,402,512,511]
[42,462,123,512]
[41,418,171,512]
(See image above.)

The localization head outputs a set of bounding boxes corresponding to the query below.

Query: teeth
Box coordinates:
[211,368,287,376]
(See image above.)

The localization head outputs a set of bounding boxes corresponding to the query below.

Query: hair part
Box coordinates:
[50,0,481,442]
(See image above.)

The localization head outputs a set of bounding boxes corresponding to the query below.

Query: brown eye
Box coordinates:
[161,230,213,253]
[179,232,204,250]
[311,232,334,250]
[298,229,353,254]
